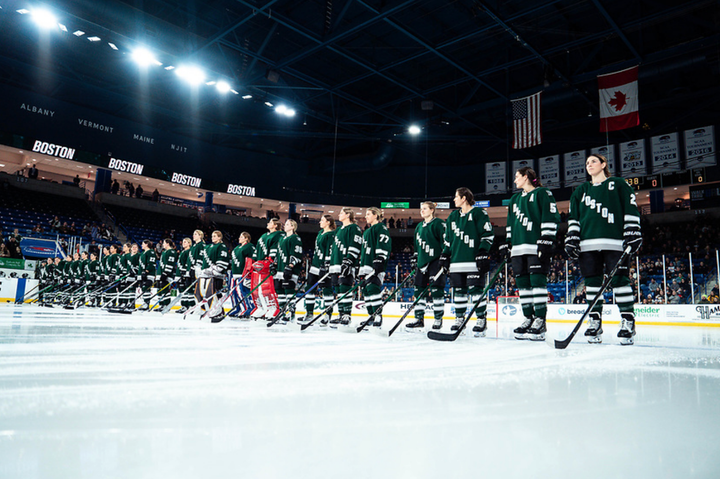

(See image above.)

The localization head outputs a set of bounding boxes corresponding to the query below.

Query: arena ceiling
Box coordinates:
[0,0,718,169]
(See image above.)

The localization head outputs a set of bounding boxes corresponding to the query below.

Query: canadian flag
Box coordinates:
[598,66,639,132]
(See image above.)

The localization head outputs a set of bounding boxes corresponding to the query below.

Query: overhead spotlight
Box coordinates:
[108,42,118,50]
[408,125,421,135]
[31,9,58,29]
[242,94,253,100]
[216,81,231,94]
[175,65,205,85]
[275,105,287,114]
[264,101,274,108]
[87,36,101,42]
[73,30,85,37]
[164,65,175,70]
[285,108,296,117]
[58,24,68,32]
[132,48,161,67]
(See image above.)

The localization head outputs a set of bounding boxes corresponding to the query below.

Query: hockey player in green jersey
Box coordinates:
[355,207,392,327]
[328,207,363,327]
[200,230,230,321]
[502,167,560,341]
[438,187,494,335]
[228,232,255,318]
[406,201,447,331]
[565,154,642,345]
[138,240,157,308]
[175,238,194,314]
[251,218,284,319]
[275,219,303,322]
[302,215,336,325]
[155,239,178,309]
[118,243,133,307]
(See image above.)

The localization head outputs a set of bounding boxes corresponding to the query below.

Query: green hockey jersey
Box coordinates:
[443,207,494,273]
[231,243,255,275]
[253,231,283,261]
[309,229,336,275]
[505,187,560,256]
[202,242,230,276]
[139,249,157,276]
[176,249,191,278]
[277,234,303,276]
[414,217,446,269]
[568,177,640,252]
[359,222,392,276]
[329,223,363,273]
[189,241,206,270]
[157,248,178,277]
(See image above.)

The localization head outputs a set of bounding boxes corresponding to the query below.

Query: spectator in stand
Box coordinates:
[31,224,44,234]
[127,182,135,197]
[135,184,144,198]
[28,164,38,179]
[388,217,395,228]
[91,224,99,240]
[152,189,160,202]
[5,236,21,258]
[73,175,80,186]
[49,216,61,232]
[69,223,78,235]
[407,216,413,227]
[648,278,660,294]
[700,295,711,304]
[0,243,10,258]
[573,287,586,304]
[81,223,91,237]
[111,179,120,195]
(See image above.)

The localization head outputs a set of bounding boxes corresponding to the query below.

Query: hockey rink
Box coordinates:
[1,304,719,479]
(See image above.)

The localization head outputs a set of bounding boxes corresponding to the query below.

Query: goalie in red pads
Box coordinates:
[250,218,284,319]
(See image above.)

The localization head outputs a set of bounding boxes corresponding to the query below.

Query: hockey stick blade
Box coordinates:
[426,260,506,343]
[554,246,631,350]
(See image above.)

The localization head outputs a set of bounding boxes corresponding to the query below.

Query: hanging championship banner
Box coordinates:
[651,132,680,174]
[485,161,506,195]
[511,159,534,176]
[590,145,616,176]
[685,126,716,169]
[563,150,586,187]
[619,139,647,176]
[538,155,560,189]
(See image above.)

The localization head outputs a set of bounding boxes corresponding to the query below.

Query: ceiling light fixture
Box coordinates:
[175,65,205,85]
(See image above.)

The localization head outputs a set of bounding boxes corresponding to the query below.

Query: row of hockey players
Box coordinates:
[406,153,641,344]
[33,153,641,343]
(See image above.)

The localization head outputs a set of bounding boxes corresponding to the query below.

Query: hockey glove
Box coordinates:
[373,258,385,275]
[564,233,580,260]
[498,242,511,260]
[410,252,418,269]
[623,225,643,255]
[438,253,450,272]
[243,277,252,288]
[340,258,354,277]
[268,261,277,276]
[537,238,554,260]
[283,265,294,278]
[319,262,330,277]
[475,252,490,275]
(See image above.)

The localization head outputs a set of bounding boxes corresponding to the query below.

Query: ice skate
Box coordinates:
[339,314,352,326]
[175,306,188,314]
[450,317,465,332]
[526,317,546,341]
[513,317,533,340]
[210,312,226,323]
[472,317,487,337]
[618,312,636,345]
[405,318,424,332]
[372,315,382,328]
[319,314,330,327]
[432,318,443,330]
[584,312,603,344]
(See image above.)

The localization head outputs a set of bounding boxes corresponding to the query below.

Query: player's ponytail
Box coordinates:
[455,187,474,206]
[517,167,543,187]
[322,215,336,230]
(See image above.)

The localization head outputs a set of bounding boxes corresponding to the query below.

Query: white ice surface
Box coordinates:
[1,304,719,479]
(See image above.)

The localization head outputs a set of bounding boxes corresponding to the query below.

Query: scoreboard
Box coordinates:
[625,168,706,190]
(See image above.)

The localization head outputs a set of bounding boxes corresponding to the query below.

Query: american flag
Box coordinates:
[512,91,542,149]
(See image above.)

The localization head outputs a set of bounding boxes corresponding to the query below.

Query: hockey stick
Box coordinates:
[295,274,374,332]
[386,268,446,337]
[115,280,158,313]
[16,282,41,304]
[135,279,177,311]
[266,271,332,327]
[74,276,129,309]
[554,246,632,350]
[201,272,273,321]
[427,259,506,342]
[159,278,199,315]
[23,282,57,304]
[354,270,417,333]
[101,278,140,309]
